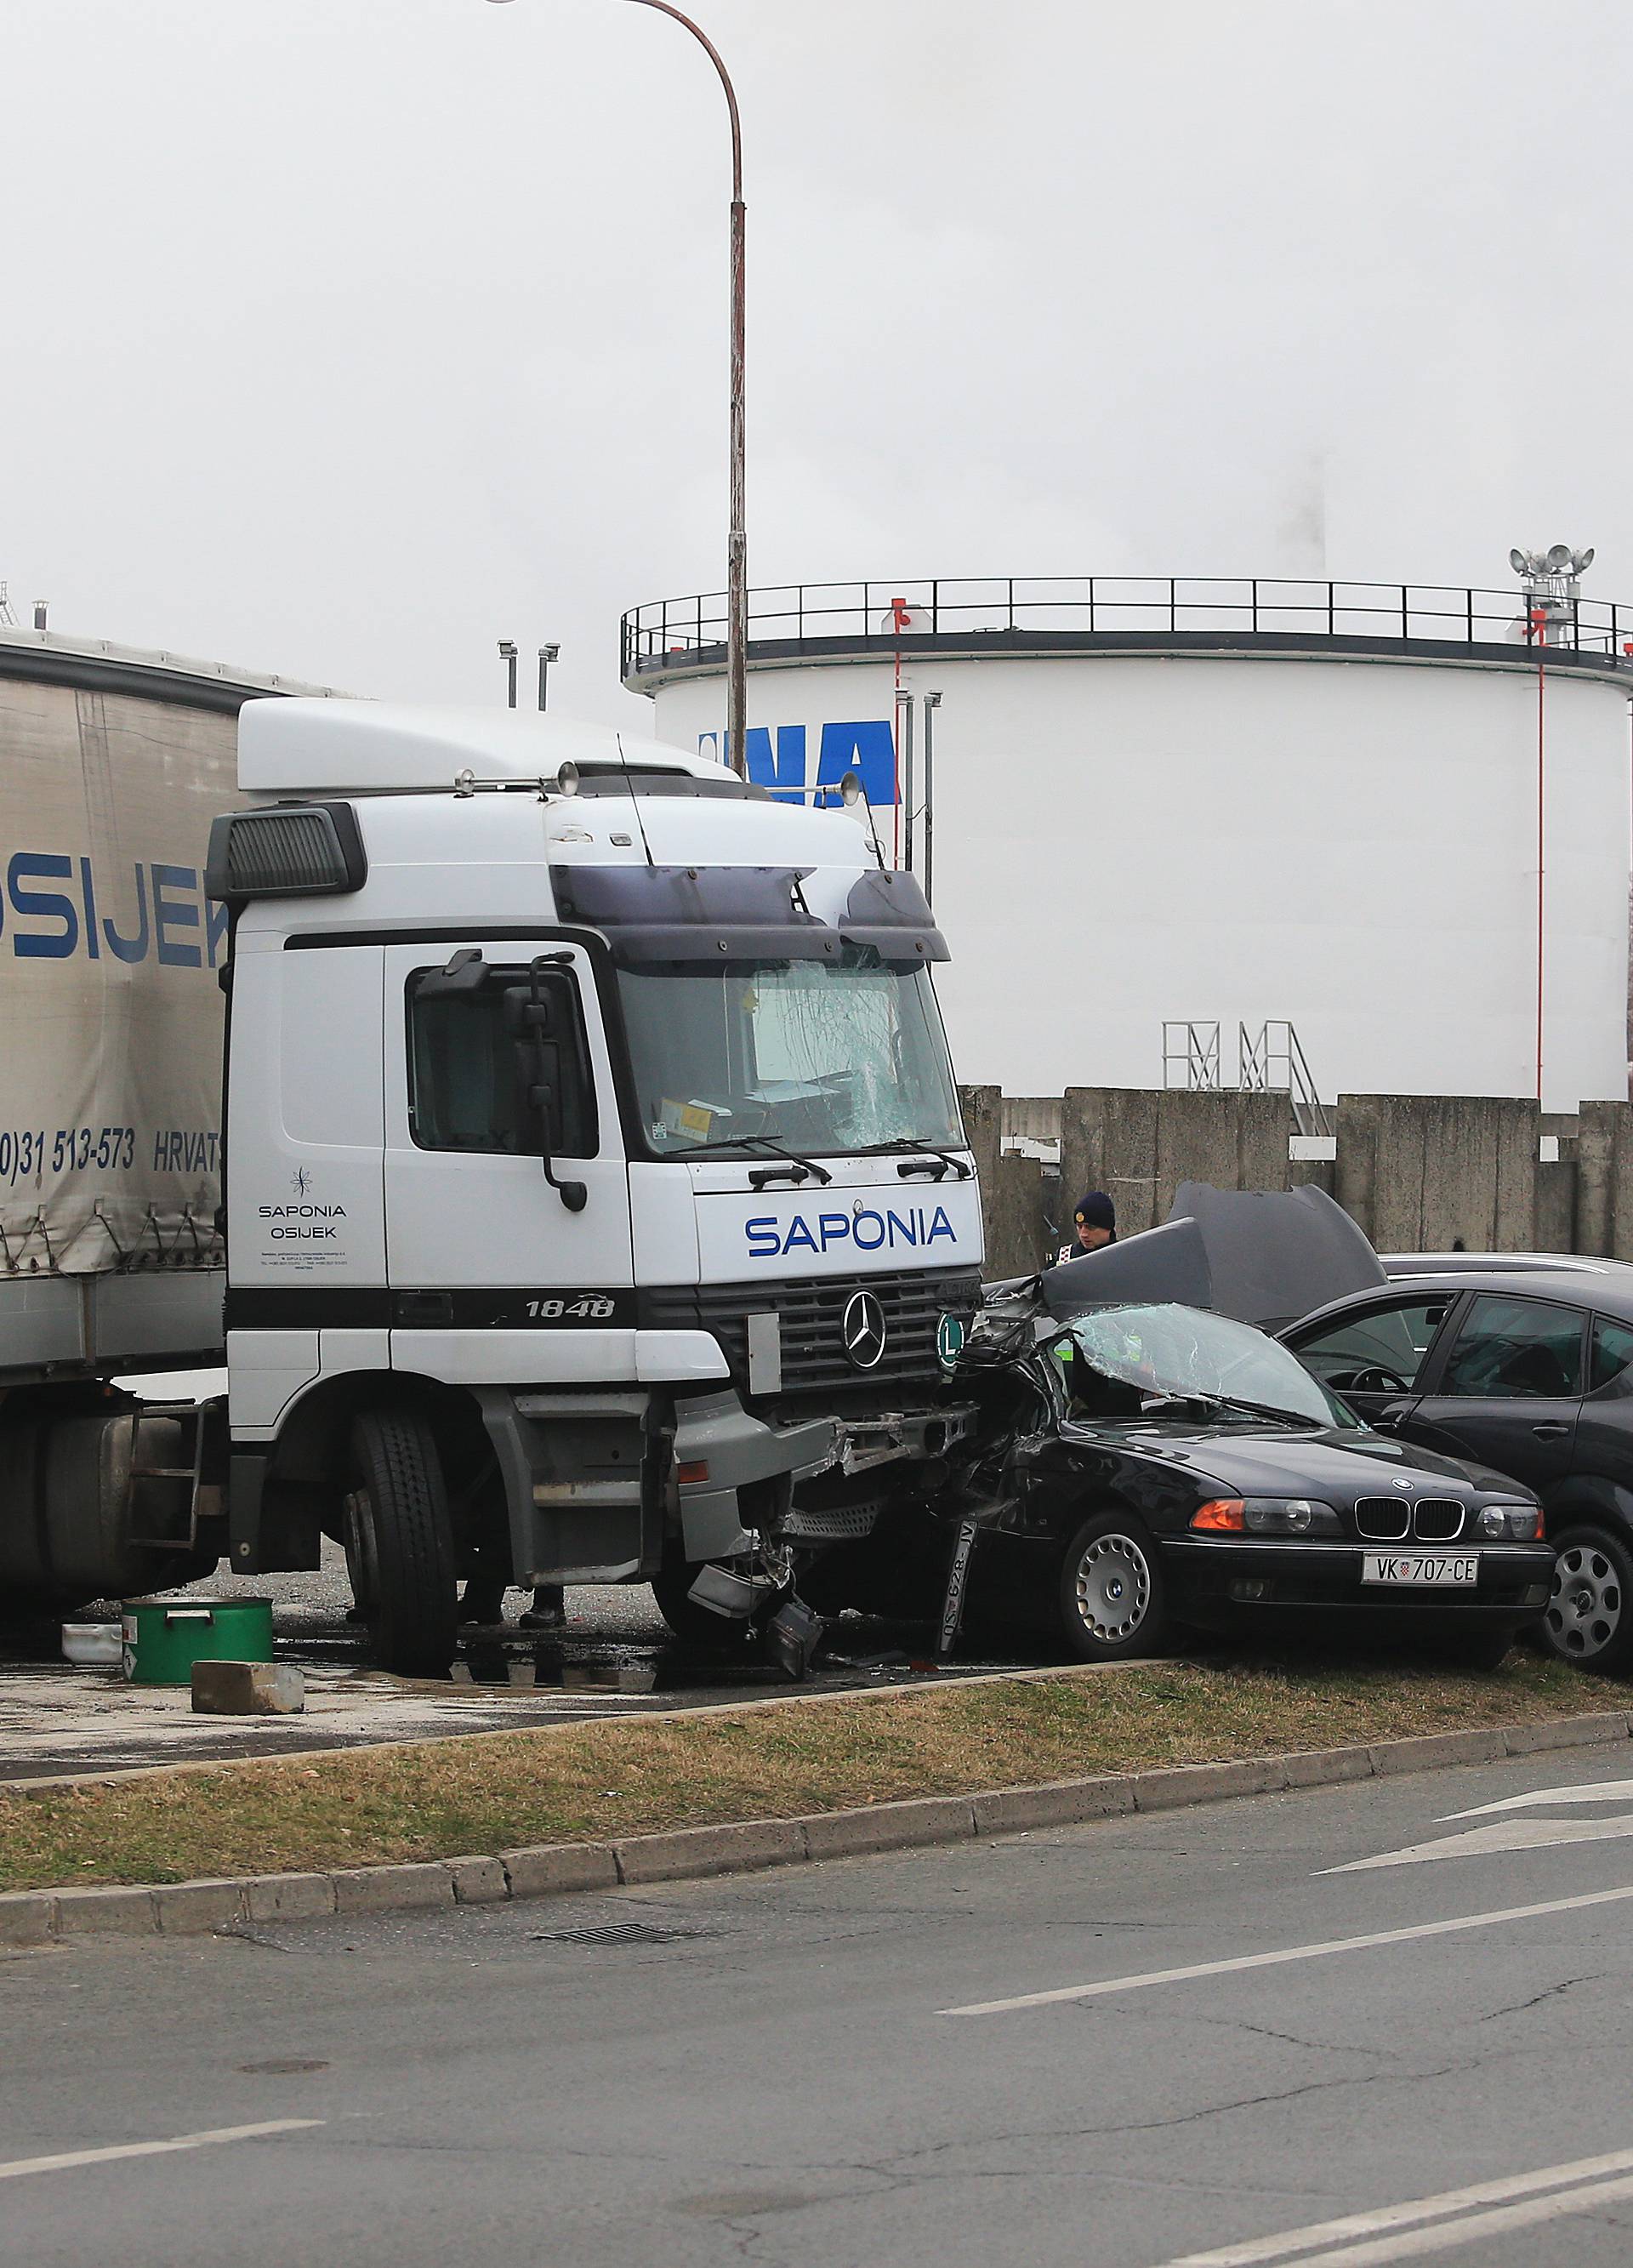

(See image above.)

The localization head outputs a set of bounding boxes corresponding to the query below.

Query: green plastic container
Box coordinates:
[120,1597,275,1686]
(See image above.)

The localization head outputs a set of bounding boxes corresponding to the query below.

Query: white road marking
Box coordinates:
[1441,1775,1633,1821]
[1271,2169,1633,2265]
[938,1881,1633,2014]
[1323,1811,1633,1872]
[1150,2144,1633,2266]
[0,2119,322,2183]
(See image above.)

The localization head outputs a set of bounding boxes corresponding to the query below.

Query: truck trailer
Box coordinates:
[1,669,983,1673]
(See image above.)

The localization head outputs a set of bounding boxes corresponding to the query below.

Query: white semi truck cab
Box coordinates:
[209,702,983,1671]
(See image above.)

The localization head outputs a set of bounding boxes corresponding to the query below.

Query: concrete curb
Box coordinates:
[4,1708,1630,1950]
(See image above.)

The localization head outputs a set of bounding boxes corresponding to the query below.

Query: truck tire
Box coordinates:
[346,1410,458,1677]
[1056,1510,1169,1662]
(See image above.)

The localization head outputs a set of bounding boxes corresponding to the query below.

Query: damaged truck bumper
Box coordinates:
[673,1388,976,1566]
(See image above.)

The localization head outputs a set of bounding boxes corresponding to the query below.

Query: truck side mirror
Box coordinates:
[502,966,591,1211]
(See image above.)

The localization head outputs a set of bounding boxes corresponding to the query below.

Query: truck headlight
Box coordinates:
[1191,1497,1341,1536]
[1477,1503,1544,1541]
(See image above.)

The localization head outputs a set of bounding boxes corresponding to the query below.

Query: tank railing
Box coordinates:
[1162,1021,1224,1093]
[621,575,1633,675]
[1239,1021,1332,1141]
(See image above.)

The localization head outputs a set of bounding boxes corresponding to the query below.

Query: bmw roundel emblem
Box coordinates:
[841,1289,888,1370]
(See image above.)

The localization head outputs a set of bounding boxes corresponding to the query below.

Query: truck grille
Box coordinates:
[641,1268,982,1405]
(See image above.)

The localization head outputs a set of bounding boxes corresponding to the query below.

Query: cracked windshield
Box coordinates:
[617,952,962,1157]
[1055,1302,1346,1425]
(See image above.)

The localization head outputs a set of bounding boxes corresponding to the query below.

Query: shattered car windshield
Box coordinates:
[1051,1303,1349,1427]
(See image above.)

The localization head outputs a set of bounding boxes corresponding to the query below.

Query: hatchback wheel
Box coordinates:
[1542,1525,1633,1673]
[1057,1511,1167,1661]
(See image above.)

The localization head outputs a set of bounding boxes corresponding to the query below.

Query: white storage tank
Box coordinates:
[623,576,1633,1113]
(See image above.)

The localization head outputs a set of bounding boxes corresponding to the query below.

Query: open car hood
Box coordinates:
[1041,1183,1385,1331]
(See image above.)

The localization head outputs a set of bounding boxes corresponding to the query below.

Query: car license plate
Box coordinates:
[1362,1553,1478,1587]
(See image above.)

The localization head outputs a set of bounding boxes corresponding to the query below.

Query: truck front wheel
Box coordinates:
[344,1410,458,1677]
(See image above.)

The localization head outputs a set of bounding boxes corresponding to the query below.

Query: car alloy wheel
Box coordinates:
[1073,1531,1152,1644]
[1545,1531,1628,1667]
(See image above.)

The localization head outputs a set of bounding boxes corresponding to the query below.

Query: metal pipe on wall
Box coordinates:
[896,690,915,871]
[923,690,942,905]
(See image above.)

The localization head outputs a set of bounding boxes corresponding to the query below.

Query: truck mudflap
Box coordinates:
[673,1389,977,1564]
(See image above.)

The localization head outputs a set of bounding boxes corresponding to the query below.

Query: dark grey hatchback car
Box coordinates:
[1284,1266,1633,1670]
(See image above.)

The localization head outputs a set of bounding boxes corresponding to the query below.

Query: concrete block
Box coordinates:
[155,1878,247,1935]
[1157,1091,1242,1222]
[1282,1746,1378,1788]
[499,1843,620,1899]
[1579,1101,1633,1262]
[988,1151,1046,1279]
[1337,1093,1537,1255]
[0,1893,56,1947]
[801,1795,977,1861]
[53,1884,159,1936]
[1132,1758,1291,1811]
[1536,1158,1578,1254]
[192,1660,305,1715]
[1061,1086,1162,1239]
[330,1862,456,1916]
[445,1855,510,1905]
[1237,1091,1294,1195]
[957,1084,1002,1200]
[1502,1712,1631,1757]
[1368,1729,1508,1776]
[614,1818,807,1885]
[972,1775,1135,1836]
[246,1872,337,1923]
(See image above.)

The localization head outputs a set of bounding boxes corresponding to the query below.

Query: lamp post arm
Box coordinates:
[620,0,741,197]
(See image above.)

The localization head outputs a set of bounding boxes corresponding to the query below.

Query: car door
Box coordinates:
[1284,1292,1459,1430]
[1403,1291,1586,1492]
[1567,1313,1633,1495]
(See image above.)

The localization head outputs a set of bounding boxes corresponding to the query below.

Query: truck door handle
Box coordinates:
[1531,1422,1570,1439]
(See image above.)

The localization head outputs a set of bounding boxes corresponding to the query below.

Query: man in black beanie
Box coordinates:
[1053,1189,1117,1267]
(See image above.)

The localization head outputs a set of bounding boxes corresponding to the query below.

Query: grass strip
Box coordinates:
[2,1652,1628,1895]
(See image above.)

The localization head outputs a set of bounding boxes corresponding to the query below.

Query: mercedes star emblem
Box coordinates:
[841,1289,888,1370]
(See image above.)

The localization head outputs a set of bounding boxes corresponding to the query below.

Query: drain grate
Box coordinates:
[530,1920,727,1948]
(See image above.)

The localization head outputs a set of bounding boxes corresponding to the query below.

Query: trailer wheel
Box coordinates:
[345,1410,458,1677]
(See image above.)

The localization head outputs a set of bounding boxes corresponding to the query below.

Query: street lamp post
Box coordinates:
[498,638,519,709]
[486,0,748,778]
[538,642,560,712]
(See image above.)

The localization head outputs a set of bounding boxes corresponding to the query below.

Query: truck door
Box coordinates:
[382,942,633,1335]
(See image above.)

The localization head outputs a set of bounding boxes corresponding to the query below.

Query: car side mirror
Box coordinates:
[502,964,591,1212]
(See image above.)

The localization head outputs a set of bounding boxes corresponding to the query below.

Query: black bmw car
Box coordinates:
[941,1291,1552,1665]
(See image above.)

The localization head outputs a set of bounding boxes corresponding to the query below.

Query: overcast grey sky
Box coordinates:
[7,0,1630,724]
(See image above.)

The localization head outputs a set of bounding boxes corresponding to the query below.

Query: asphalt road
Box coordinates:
[9,1748,1633,2265]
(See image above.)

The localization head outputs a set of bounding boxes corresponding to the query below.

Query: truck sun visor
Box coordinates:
[550,863,835,965]
[549,863,947,965]
[206,803,367,903]
[840,868,948,960]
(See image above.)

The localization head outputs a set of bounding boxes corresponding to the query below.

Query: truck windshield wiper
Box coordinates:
[856,1138,973,1180]
[682,1136,833,1186]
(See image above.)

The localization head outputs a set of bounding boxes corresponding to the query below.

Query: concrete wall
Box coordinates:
[1333,1095,1537,1253]
[960,1084,1633,1275]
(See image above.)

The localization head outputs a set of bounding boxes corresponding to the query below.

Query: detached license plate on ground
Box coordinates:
[1362,1553,1478,1587]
